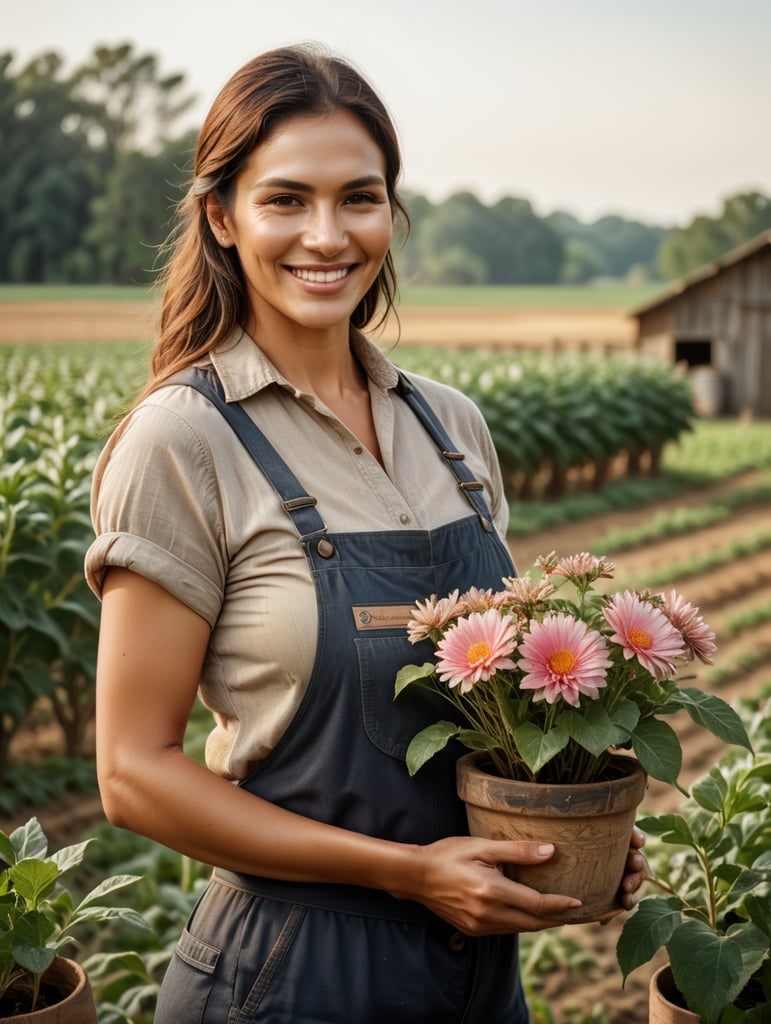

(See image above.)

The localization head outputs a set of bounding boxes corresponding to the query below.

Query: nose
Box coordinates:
[303,203,346,256]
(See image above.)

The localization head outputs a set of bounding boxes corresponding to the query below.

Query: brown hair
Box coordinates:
[145,44,408,394]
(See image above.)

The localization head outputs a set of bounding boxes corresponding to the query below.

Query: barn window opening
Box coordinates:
[675,339,712,366]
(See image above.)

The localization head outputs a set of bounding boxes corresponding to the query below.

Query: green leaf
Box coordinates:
[71,905,150,932]
[677,688,753,752]
[635,813,696,847]
[12,944,56,976]
[10,818,48,861]
[616,896,682,980]
[455,729,501,751]
[9,860,59,910]
[405,722,460,776]
[631,718,683,788]
[394,663,436,699]
[691,767,728,813]
[668,918,751,1022]
[51,838,93,875]
[557,703,616,757]
[75,873,143,911]
[606,697,640,744]
[512,722,570,776]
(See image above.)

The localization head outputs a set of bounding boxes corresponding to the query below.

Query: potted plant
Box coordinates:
[0,816,149,1020]
[395,552,752,922]
[617,698,771,1023]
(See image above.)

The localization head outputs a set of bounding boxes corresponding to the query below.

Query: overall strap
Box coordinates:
[171,366,328,541]
[395,372,496,533]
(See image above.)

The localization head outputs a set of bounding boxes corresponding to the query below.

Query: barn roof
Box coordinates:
[631,228,771,318]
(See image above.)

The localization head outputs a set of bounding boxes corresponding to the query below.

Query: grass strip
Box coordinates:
[636,531,771,588]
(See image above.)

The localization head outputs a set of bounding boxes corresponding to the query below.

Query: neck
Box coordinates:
[249,320,365,399]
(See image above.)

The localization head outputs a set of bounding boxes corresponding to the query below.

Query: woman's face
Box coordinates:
[213,109,393,339]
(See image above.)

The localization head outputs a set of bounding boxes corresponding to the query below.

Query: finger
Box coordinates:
[630,826,646,849]
[489,840,557,865]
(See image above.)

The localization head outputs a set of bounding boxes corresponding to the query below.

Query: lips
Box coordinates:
[290,266,352,283]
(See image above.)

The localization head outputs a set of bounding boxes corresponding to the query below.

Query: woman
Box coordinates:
[87,45,646,1023]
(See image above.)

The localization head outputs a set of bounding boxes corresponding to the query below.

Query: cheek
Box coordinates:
[365,213,394,257]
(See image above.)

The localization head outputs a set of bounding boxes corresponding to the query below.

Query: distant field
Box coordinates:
[0,282,655,348]
[0,282,664,309]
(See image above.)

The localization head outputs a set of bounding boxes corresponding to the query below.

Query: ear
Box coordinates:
[204,194,235,248]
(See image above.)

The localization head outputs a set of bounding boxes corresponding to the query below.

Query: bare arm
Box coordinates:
[98,568,643,934]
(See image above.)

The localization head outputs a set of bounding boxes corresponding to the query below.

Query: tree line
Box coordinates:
[2,44,770,288]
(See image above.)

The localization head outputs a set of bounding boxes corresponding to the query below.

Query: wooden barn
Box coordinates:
[631,229,771,417]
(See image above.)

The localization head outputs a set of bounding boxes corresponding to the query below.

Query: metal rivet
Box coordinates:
[317,539,335,558]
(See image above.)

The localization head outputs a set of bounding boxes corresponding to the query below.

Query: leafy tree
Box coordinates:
[84,132,196,284]
[657,190,771,279]
[548,210,668,282]
[0,45,195,284]
[415,191,563,285]
[0,51,109,282]
[69,42,195,154]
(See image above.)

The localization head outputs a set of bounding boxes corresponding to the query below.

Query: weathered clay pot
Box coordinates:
[649,965,699,1024]
[456,751,647,923]
[0,958,97,1023]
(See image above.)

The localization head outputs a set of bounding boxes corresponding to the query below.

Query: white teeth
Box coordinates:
[291,267,350,283]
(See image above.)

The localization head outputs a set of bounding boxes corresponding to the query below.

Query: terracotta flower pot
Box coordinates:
[0,958,97,1023]
[649,965,699,1024]
[456,750,647,923]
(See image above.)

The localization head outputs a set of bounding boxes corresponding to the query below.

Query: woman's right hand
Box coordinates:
[396,836,580,935]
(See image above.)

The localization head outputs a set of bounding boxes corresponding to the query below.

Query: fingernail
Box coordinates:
[537,843,554,855]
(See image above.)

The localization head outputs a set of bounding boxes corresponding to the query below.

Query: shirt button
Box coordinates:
[399,513,410,524]
[353,446,363,455]
[449,932,466,952]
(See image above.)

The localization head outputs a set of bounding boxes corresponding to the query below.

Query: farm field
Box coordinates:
[0,282,654,349]
[3,465,769,1022]
[1,292,769,1023]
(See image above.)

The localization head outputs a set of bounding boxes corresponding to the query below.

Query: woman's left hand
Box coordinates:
[592,826,648,924]
[619,825,648,910]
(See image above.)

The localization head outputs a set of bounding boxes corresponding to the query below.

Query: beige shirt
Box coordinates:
[86,329,509,781]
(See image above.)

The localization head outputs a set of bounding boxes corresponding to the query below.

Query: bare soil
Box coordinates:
[0,299,635,351]
[2,304,768,1022]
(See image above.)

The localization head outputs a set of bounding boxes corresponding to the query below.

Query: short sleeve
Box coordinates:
[85,400,228,627]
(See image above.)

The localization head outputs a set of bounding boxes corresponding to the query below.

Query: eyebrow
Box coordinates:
[253,174,386,193]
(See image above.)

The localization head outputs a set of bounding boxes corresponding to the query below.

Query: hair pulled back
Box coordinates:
[149,44,408,389]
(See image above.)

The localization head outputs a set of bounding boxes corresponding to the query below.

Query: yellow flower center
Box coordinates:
[548,648,576,675]
[629,628,652,650]
[466,641,492,666]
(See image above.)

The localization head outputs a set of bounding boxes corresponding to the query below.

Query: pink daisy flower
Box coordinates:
[459,586,498,612]
[407,589,464,644]
[517,613,612,706]
[661,590,717,665]
[436,610,518,693]
[551,552,615,586]
[603,591,686,681]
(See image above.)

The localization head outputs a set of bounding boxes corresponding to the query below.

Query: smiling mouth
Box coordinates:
[290,266,352,283]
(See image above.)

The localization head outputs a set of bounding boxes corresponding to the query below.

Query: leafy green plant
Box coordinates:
[617,701,771,1022]
[0,816,149,1015]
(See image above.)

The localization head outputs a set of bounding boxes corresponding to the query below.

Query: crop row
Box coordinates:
[393,347,695,497]
[0,342,693,779]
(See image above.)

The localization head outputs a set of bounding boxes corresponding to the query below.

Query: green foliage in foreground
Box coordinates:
[618,698,771,1022]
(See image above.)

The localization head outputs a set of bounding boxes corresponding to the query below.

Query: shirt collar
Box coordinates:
[210,327,401,403]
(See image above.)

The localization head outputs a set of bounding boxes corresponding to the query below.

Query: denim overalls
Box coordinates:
[154,368,528,1024]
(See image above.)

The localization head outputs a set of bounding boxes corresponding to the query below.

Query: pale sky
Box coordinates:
[6,0,771,226]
